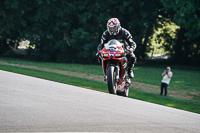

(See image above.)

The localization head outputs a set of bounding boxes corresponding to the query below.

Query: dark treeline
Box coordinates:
[0,0,199,65]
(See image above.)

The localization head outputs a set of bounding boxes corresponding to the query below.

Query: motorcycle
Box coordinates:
[97,39,131,97]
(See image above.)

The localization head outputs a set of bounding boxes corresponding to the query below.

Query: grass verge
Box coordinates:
[1,57,200,95]
[0,63,200,114]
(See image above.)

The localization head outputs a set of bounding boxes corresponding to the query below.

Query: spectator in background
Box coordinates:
[160,66,173,96]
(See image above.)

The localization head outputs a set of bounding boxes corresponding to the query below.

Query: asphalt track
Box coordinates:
[0,70,200,132]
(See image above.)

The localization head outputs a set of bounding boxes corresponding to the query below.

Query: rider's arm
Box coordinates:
[97,30,109,51]
[124,29,137,51]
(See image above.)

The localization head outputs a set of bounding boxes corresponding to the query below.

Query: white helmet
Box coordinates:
[107,18,121,35]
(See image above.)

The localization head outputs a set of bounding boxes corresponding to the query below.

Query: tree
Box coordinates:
[161,0,200,65]
[3,0,198,65]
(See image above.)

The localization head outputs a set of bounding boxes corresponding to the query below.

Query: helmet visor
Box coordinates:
[108,27,117,35]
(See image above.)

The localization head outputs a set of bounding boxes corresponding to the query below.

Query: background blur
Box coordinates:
[0,0,200,65]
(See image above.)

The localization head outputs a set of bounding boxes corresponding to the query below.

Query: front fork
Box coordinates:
[115,66,120,82]
[104,65,120,83]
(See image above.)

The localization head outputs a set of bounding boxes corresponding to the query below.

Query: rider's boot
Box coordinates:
[127,54,136,78]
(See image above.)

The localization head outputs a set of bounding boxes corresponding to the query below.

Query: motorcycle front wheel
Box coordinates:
[107,66,117,94]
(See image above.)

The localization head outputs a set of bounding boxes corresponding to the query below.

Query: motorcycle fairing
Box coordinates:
[101,40,127,86]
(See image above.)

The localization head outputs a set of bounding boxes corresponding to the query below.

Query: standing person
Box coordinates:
[97,18,137,78]
[160,66,173,96]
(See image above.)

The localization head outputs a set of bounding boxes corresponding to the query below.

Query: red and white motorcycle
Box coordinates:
[97,39,131,97]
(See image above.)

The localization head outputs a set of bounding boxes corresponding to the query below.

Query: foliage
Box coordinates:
[161,0,200,65]
[0,0,200,65]
[0,0,164,62]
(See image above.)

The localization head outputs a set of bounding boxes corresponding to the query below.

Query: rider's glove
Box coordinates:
[96,50,101,56]
[96,51,102,63]
[126,48,134,55]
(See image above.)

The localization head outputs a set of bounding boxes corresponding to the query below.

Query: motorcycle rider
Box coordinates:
[97,18,137,78]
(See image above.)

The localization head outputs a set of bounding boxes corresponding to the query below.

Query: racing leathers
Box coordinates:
[97,28,137,78]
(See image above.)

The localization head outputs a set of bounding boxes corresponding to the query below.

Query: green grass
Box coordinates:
[1,57,103,75]
[1,57,200,94]
[129,89,200,113]
[133,66,200,92]
[1,57,200,100]
[0,59,200,114]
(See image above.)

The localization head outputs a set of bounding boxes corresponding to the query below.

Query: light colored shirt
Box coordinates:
[161,71,173,84]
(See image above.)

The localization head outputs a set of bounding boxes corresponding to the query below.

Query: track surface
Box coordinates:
[0,70,200,132]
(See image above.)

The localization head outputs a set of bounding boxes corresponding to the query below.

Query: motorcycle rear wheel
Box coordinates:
[107,66,117,94]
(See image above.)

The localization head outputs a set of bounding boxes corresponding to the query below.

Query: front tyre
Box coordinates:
[107,66,117,94]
